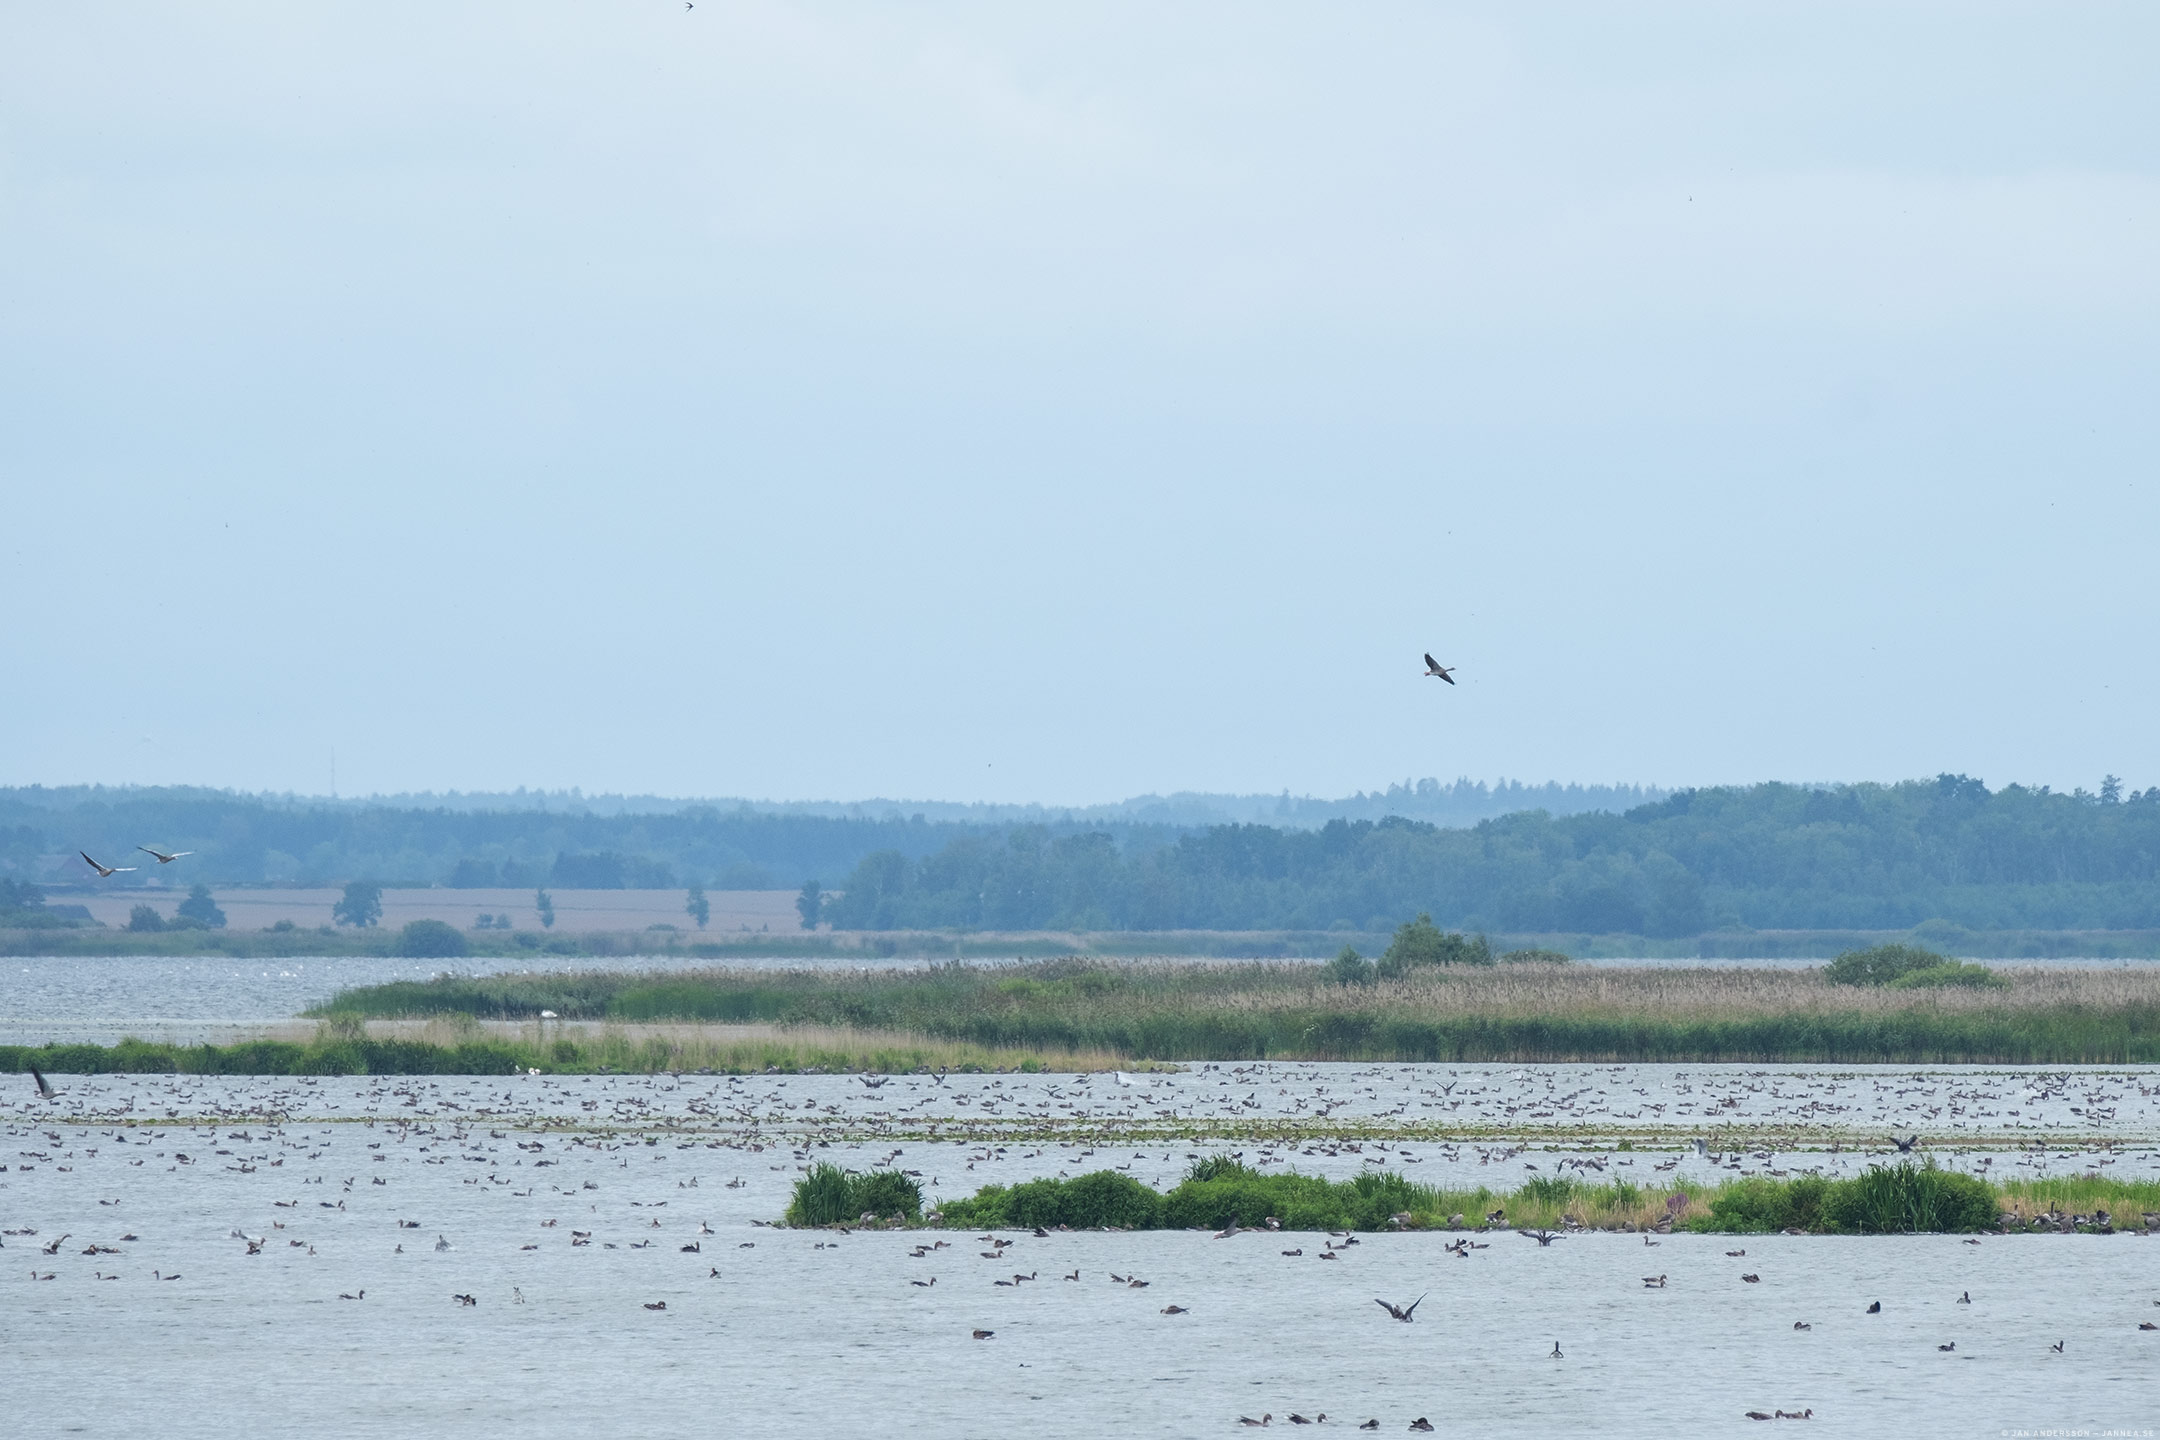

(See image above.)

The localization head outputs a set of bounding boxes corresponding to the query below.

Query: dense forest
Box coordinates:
[0,786,1031,891]
[11,776,2157,936]
[825,776,2160,934]
[0,779,1644,892]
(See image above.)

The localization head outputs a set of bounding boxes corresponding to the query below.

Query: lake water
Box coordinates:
[6,1067,2160,1439]
[6,957,2160,1437]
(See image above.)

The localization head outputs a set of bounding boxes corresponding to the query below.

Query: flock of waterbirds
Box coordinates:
[9,1061,2159,1429]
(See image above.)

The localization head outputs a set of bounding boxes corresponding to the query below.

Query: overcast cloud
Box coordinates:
[3,2,2154,803]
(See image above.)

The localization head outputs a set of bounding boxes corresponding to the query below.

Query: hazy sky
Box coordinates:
[4,3,2155,804]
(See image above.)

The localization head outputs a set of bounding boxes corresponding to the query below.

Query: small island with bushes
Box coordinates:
[788,1155,2160,1238]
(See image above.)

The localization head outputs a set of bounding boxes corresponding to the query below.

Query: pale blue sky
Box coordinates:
[3,2,2154,804]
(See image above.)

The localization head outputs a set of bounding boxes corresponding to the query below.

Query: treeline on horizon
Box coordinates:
[825,775,2160,935]
[0,778,1655,894]
[0,788,1095,893]
[7,774,2159,938]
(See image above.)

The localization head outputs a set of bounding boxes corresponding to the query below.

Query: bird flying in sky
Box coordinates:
[79,851,137,878]
[1423,654,1456,685]
[137,846,194,864]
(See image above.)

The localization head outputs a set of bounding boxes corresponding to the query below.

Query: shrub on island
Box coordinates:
[1822,943,2000,988]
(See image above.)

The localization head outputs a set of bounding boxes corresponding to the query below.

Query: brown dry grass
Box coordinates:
[1193,961,2160,1021]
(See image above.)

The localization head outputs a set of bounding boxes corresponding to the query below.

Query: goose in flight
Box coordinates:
[80,851,137,878]
[1422,654,1457,685]
[29,1066,57,1100]
[1374,1293,1426,1322]
[137,846,194,864]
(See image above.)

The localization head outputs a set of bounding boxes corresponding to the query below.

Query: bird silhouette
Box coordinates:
[1422,654,1456,684]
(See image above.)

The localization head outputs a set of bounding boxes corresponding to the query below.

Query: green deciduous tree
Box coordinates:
[1376,913,1492,977]
[796,879,824,930]
[397,918,469,958]
[1323,945,1375,986]
[535,888,556,930]
[126,903,165,932]
[176,884,226,929]
[333,881,383,928]
[685,885,709,930]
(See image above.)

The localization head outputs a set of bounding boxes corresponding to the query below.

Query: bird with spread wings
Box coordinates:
[138,846,194,864]
[80,851,137,878]
[1423,654,1457,685]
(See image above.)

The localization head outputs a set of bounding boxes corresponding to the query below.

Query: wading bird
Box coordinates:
[79,851,137,878]
[1422,654,1456,684]
[136,846,193,864]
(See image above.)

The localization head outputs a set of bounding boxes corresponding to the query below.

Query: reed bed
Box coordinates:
[0,1015,1141,1077]
[316,958,2160,1063]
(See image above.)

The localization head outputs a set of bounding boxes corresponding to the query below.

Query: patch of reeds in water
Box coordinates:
[318,958,2160,1064]
[785,1162,923,1226]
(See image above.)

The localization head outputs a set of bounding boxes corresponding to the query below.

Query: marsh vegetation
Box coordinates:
[864,1158,2159,1236]
[316,957,2160,1064]
[0,1015,1138,1078]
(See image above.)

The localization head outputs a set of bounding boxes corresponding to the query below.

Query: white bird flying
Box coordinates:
[79,851,138,878]
[137,846,194,864]
[1423,654,1457,685]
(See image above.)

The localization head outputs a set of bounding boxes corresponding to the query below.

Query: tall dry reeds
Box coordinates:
[315,958,2160,1064]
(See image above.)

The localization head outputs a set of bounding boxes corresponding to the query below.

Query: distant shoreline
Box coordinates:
[10,924,2160,961]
